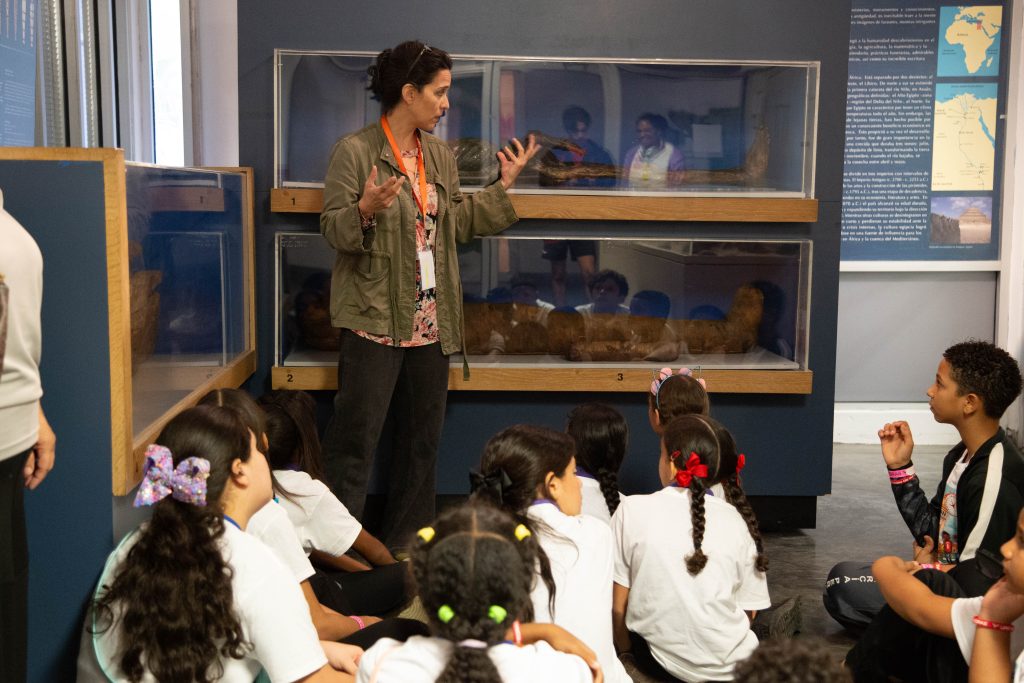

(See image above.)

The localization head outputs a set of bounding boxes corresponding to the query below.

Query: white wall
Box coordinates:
[192,0,238,166]
[834,0,1024,444]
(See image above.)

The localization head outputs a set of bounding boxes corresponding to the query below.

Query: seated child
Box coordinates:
[200,389,425,648]
[648,366,709,435]
[472,424,632,683]
[260,390,409,617]
[733,638,851,683]
[825,341,1024,631]
[612,414,769,682]
[78,405,358,682]
[845,508,1024,682]
[356,501,595,683]
[566,402,628,524]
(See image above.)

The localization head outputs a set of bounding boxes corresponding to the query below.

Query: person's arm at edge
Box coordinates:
[969,578,1024,683]
[300,581,372,641]
[296,664,354,683]
[311,549,371,573]
[872,556,955,637]
[23,405,55,490]
[351,528,397,566]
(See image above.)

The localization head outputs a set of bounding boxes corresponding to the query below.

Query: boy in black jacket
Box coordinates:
[841,341,1024,682]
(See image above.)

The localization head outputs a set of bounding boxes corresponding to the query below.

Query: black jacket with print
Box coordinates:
[891,428,1024,594]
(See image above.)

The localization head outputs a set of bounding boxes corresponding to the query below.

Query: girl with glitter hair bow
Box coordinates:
[647,366,709,436]
[80,405,360,682]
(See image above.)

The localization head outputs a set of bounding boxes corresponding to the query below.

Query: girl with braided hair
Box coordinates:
[611,414,769,682]
[472,425,632,683]
[567,403,628,524]
[355,501,593,682]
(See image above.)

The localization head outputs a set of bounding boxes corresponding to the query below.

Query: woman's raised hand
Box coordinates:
[498,134,541,190]
[358,165,405,218]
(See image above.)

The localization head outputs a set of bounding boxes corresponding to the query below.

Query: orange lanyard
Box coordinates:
[381,115,429,221]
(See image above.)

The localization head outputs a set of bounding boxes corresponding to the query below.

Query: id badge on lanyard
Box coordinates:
[382,115,436,291]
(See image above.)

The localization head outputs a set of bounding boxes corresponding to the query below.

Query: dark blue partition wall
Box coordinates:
[0,161,116,681]
[240,1,851,518]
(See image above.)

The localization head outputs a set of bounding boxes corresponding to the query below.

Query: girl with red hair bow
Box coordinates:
[610,414,768,682]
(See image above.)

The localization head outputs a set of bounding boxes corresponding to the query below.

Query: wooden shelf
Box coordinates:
[272,365,812,394]
[270,187,818,223]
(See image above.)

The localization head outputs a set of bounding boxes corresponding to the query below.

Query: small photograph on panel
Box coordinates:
[929,196,992,245]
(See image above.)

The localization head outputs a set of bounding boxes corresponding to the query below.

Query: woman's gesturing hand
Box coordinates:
[358,165,405,218]
[498,134,541,190]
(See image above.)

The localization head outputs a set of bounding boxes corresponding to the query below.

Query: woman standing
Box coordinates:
[319,41,538,550]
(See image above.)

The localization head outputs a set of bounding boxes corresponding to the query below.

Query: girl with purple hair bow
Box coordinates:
[78,405,360,682]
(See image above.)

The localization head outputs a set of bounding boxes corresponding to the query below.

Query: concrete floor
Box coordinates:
[760,442,948,659]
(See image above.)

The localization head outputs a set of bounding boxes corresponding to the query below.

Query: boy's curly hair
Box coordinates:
[944,340,1023,418]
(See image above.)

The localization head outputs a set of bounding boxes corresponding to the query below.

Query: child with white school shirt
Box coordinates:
[201,388,427,646]
[259,391,409,617]
[78,406,358,682]
[612,414,769,682]
[472,424,632,683]
[357,501,594,683]
[567,403,628,525]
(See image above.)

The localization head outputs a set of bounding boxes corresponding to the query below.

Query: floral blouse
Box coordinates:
[354,148,440,347]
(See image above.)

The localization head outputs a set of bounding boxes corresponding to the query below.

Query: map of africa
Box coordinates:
[931,83,997,191]
[937,6,1002,77]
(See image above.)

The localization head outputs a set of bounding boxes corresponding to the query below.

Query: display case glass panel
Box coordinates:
[127,164,250,434]
[275,51,819,197]
[276,232,810,371]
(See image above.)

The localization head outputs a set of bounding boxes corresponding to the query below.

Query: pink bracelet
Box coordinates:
[511,620,523,647]
[973,616,1014,632]
[918,563,937,570]
[351,615,366,630]
[888,466,916,483]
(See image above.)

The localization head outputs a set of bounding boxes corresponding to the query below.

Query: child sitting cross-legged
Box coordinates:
[471,424,632,683]
[567,402,629,525]
[612,414,769,681]
[355,500,599,683]
[78,405,360,682]
[259,390,410,617]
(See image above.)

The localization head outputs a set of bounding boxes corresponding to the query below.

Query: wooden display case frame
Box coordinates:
[271,187,818,223]
[0,148,257,495]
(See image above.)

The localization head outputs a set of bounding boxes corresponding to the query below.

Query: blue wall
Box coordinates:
[241,1,849,502]
[1,160,117,682]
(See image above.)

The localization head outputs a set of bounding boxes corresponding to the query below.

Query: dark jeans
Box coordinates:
[0,451,29,683]
[322,330,449,549]
[846,569,968,683]
[308,562,412,617]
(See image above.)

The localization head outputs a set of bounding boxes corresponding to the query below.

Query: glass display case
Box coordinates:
[126,164,253,434]
[275,51,819,198]
[0,148,256,494]
[275,232,810,390]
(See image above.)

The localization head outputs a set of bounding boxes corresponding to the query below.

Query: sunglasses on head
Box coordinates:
[405,45,431,81]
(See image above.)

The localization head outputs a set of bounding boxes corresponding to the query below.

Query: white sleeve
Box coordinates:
[355,638,403,683]
[951,596,985,662]
[305,487,363,557]
[239,554,327,682]
[533,641,593,683]
[735,535,771,611]
[611,504,631,588]
[248,503,316,582]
